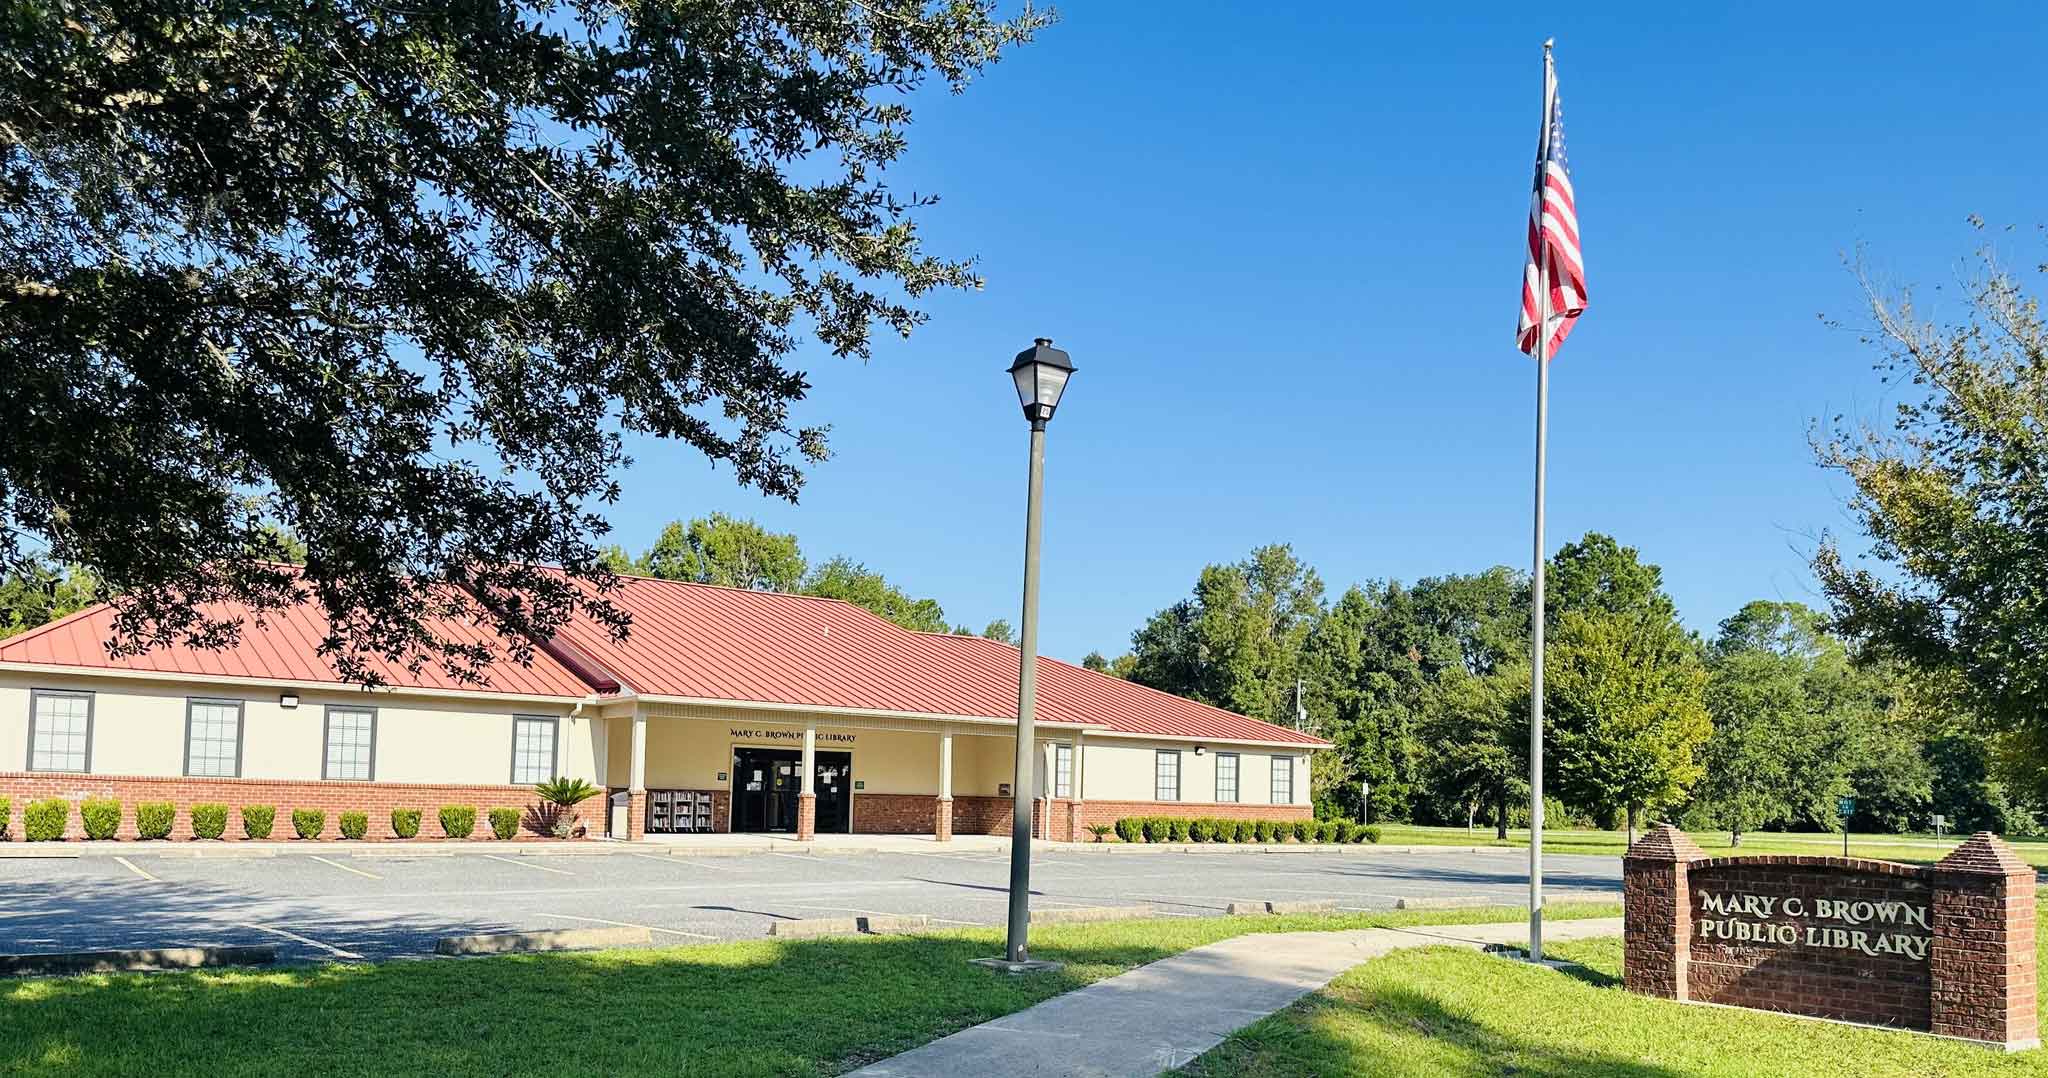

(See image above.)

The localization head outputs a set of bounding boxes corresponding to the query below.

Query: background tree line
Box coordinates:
[1082,533,2038,841]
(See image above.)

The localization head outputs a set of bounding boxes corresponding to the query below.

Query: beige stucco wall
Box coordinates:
[3,670,1310,805]
[0,672,595,785]
[1076,736,1310,806]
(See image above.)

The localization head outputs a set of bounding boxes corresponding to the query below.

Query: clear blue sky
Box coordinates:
[606,4,2047,663]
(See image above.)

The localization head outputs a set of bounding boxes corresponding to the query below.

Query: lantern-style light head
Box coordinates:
[1007,338,1075,429]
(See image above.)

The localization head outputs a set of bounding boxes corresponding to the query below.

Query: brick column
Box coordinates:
[797,793,817,841]
[1931,833,2040,1049]
[934,797,953,841]
[1064,800,1082,843]
[627,790,647,842]
[1623,823,1704,1000]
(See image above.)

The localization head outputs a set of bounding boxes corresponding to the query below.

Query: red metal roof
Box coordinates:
[560,576,1328,746]
[0,598,597,698]
[0,575,1330,746]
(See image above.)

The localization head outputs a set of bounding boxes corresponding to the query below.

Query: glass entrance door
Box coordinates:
[731,747,855,833]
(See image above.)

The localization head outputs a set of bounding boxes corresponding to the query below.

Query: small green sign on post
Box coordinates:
[1838,797,1856,856]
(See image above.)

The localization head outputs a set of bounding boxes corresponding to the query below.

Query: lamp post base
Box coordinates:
[971,956,1066,975]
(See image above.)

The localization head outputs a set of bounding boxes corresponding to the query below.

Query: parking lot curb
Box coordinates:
[1225,899,1341,916]
[1393,895,1496,910]
[1029,905,1153,924]
[0,847,81,859]
[767,914,935,939]
[0,944,275,976]
[434,926,650,955]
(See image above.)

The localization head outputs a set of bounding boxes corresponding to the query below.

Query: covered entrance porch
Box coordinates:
[601,701,1086,843]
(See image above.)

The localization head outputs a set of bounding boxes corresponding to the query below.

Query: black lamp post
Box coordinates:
[975,337,1074,974]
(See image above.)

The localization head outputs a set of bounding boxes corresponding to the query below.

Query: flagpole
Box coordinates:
[1528,38,1554,965]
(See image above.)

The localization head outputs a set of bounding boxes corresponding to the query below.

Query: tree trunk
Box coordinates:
[1626,804,1639,848]
[1466,801,1476,832]
[1496,791,1509,840]
[1730,829,1743,848]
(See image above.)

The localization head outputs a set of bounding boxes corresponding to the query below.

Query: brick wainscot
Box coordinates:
[1,772,592,841]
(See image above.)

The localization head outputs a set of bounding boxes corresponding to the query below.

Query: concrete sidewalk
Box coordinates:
[850,916,1624,1078]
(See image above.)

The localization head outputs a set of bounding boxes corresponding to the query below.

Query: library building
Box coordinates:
[0,576,1327,841]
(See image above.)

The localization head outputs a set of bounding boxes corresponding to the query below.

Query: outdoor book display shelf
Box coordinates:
[646,789,714,834]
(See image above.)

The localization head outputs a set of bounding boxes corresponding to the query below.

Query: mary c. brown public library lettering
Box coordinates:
[1623,825,2039,1050]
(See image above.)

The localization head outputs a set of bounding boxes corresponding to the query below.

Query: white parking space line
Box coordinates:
[635,853,742,872]
[237,921,365,960]
[537,912,715,940]
[0,909,72,920]
[112,857,158,882]
[483,854,574,876]
[310,855,382,880]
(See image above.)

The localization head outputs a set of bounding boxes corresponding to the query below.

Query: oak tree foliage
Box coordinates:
[0,0,1046,684]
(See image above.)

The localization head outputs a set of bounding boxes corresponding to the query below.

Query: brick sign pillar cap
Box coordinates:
[1624,823,1705,864]
[1933,831,2034,877]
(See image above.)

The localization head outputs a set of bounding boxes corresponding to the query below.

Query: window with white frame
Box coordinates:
[28,690,92,772]
[323,706,376,781]
[1215,752,1239,802]
[184,699,243,778]
[1154,750,1180,801]
[1271,755,1295,804]
[1054,744,1073,798]
[511,716,558,784]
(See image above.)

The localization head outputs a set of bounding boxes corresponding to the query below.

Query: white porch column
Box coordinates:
[939,730,954,800]
[629,714,648,792]
[798,724,818,840]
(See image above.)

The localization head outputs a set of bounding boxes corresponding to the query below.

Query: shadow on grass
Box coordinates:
[1180,984,1681,1078]
[0,928,1195,1078]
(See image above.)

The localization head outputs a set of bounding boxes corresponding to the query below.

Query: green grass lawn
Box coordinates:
[0,903,1618,1078]
[1374,822,2048,867]
[1177,931,2048,1077]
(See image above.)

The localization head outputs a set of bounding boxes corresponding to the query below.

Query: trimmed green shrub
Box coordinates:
[135,801,176,840]
[190,803,229,840]
[1213,818,1237,843]
[439,804,477,839]
[1113,817,1142,843]
[0,796,9,839]
[488,807,520,840]
[1254,820,1279,843]
[1188,818,1214,842]
[80,798,121,840]
[242,804,278,839]
[1235,819,1257,842]
[1359,824,1382,844]
[292,808,326,839]
[242,804,277,839]
[1291,820,1313,843]
[339,810,369,840]
[391,807,423,838]
[1167,817,1191,842]
[1142,816,1170,843]
[24,798,67,841]
[1317,820,1341,843]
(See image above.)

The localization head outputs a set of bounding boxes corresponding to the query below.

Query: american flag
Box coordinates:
[1517,48,1586,358]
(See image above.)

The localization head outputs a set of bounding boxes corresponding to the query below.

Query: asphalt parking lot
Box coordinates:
[0,847,1621,964]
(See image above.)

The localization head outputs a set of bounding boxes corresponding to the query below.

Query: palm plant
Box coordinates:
[534,778,600,808]
[532,778,601,838]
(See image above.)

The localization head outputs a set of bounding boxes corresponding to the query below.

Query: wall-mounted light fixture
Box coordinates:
[279,693,300,709]
[1194,745,1206,756]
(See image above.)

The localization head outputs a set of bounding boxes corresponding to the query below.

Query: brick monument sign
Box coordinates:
[1624,825,2038,1050]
